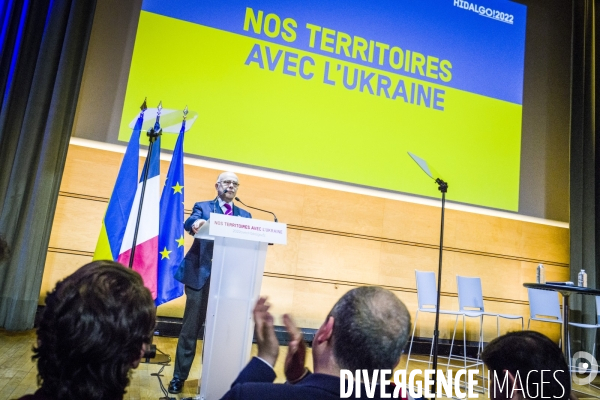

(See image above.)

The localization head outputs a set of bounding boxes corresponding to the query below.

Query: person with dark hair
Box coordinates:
[220,286,412,399]
[481,331,571,400]
[19,260,156,400]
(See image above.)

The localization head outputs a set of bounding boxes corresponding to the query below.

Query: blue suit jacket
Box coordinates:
[220,358,405,399]
[174,199,251,290]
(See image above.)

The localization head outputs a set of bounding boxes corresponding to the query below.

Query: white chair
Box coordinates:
[448,276,524,371]
[568,296,600,361]
[405,270,462,370]
[567,296,600,389]
[527,288,562,329]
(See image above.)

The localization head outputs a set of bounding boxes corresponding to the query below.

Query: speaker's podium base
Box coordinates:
[195,213,287,399]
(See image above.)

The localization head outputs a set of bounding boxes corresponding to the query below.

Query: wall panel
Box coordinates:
[40,142,569,344]
[40,252,92,302]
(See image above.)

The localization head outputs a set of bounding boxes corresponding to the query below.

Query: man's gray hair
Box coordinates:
[216,171,239,183]
[330,286,411,371]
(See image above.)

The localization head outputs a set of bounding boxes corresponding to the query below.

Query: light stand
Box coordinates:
[407,152,448,397]
[431,177,447,393]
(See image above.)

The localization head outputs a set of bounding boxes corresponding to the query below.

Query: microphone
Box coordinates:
[234,197,278,222]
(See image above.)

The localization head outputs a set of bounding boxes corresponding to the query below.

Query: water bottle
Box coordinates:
[536,264,545,284]
[578,269,588,287]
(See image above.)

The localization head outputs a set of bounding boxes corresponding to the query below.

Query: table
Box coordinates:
[524,283,600,363]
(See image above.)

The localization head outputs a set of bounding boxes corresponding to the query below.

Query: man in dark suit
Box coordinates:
[220,286,412,399]
[168,171,251,394]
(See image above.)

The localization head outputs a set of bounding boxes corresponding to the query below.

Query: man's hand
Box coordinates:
[191,219,206,234]
[283,313,307,383]
[254,297,279,367]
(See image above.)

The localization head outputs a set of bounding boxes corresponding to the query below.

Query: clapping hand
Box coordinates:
[254,297,279,367]
[283,314,307,383]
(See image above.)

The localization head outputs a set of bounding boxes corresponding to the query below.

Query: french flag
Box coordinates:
[117,137,161,298]
[93,113,142,264]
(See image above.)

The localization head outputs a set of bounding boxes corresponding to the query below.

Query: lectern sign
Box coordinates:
[199,213,286,399]
[209,213,287,244]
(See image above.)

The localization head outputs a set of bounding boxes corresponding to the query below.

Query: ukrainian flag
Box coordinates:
[93,113,143,262]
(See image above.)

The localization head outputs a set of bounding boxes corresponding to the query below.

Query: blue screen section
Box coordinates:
[141,0,527,104]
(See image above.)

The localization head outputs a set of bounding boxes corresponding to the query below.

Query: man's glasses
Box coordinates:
[219,180,239,188]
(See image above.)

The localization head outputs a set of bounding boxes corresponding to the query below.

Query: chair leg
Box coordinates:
[565,326,573,373]
[527,318,531,330]
[592,341,600,389]
[405,310,420,371]
[476,315,484,371]
[428,330,435,370]
[482,315,486,354]
[462,316,473,388]
[481,316,486,377]
[590,341,600,390]
[463,317,468,373]
[496,315,500,338]
[447,314,460,369]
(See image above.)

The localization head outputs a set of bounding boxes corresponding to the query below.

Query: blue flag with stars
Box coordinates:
[156,122,186,306]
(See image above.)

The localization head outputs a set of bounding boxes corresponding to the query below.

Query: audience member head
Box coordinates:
[312,286,411,373]
[481,330,570,400]
[34,260,156,400]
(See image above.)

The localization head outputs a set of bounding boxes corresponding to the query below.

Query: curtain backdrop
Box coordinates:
[570,0,600,352]
[0,0,97,330]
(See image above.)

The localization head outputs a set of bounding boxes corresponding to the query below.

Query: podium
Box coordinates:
[195,213,287,399]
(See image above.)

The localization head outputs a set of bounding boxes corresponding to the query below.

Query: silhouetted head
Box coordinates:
[34,260,156,400]
[312,286,411,372]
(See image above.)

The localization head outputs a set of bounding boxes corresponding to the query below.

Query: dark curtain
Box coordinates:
[569,0,600,352]
[0,0,97,330]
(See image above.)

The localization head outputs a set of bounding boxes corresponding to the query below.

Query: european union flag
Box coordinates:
[156,121,186,306]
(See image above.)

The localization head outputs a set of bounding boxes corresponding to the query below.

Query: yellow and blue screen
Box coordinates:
[119,0,527,211]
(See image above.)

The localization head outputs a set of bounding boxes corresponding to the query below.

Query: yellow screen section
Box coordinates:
[120,11,522,211]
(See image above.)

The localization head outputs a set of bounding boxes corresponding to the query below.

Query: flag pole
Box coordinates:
[129,101,163,269]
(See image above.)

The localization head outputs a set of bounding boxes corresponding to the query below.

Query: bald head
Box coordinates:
[215,171,240,202]
[329,286,411,371]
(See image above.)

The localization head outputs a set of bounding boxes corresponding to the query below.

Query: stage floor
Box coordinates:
[1,329,598,400]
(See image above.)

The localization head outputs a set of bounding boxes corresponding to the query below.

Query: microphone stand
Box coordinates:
[234,196,278,222]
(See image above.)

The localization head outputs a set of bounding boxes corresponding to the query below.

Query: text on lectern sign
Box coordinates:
[209,213,287,244]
